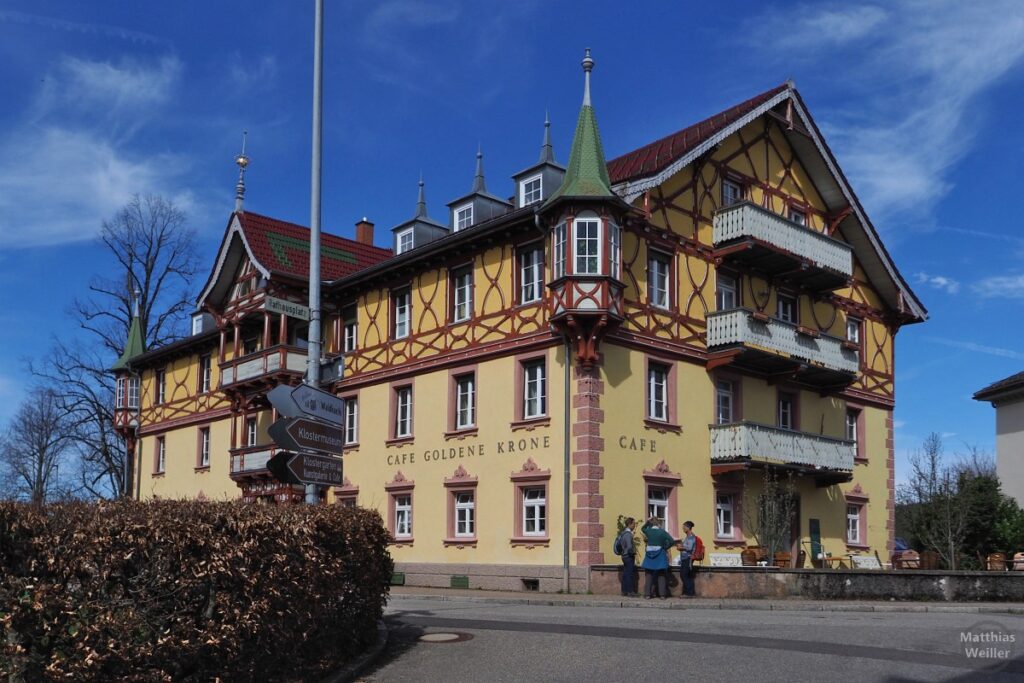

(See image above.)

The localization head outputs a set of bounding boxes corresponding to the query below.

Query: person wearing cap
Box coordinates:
[677,520,697,597]
[640,516,675,599]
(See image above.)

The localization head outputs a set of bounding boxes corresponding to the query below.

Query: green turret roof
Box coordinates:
[112,313,145,371]
[543,49,613,207]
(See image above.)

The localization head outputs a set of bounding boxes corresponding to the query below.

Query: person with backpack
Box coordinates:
[613,517,638,596]
[640,516,675,599]
[677,520,701,597]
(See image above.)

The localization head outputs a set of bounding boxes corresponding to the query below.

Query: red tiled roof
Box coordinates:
[237,212,392,281]
[607,84,789,185]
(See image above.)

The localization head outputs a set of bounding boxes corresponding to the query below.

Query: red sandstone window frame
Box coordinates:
[776,389,799,431]
[342,303,358,353]
[245,416,258,447]
[153,436,166,475]
[721,178,745,207]
[334,477,359,508]
[388,380,415,444]
[155,367,166,405]
[196,425,211,470]
[713,373,743,425]
[198,353,212,394]
[386,473,415,544]
[510,458,552,547]
[391,285,412,340]
[643,461,682,535]
[844,487,869,550]
[448,263,474,324]
[646,247,674,311]
[846,402,866,463]
[644,356,679,431]
[715,269,739,311]
[512,351,550,429]
[516,240,545,306]
[445,365,478,438]
[340,390,359,448]
[776,291,798,325]
[713,482,744,545]
[444,467,479,547]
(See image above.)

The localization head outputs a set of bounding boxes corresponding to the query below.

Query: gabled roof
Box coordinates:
[198,211,392,309]
[974,371,1024,404]
[606,82,927,323]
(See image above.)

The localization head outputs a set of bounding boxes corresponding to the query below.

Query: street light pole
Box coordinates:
[305,0,324,505]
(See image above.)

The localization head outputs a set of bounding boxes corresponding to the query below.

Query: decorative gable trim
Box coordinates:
[197,213,271,309]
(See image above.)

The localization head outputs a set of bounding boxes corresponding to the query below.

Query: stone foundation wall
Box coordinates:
[396,563,589,593]
[590,565,1024,601]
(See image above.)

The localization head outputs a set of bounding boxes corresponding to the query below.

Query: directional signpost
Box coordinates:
[267,383,344,489]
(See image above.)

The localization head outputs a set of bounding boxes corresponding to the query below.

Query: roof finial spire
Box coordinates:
[582,48,594,107]
[471,145,487,193]
[415,173,428,218]
[234,130,250,213]
[131,286,141,318]
[539,110,555,164]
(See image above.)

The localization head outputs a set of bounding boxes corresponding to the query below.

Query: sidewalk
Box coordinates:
[389,586,1024,614]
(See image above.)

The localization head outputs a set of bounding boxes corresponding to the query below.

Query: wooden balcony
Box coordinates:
[548,275,625,321]
[713,202,853,291]
[706,309,858,390]
[710,421,854,483]
[219,344,307,391]
[229,444,275,480]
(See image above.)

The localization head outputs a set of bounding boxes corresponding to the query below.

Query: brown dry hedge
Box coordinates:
[0,500,393,681]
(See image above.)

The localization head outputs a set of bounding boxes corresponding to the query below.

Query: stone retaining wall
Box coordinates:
[590,565,1024,601]
[395,563,589,593]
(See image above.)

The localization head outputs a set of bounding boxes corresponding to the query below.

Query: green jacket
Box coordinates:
[640,522,675,550]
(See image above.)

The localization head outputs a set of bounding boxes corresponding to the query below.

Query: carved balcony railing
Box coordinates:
[706,309,858,389]
[710,421,855,478]
[229,444,275,478]
[713,202,853,291]
[219,344,307,391]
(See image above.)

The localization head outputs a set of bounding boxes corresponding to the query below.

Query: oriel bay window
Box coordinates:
[518,245,544,304]
[553,222,567,278]
[392,287,411,340]
[451,266,473,323]
[127,376,139,409]
[574,216,601,274]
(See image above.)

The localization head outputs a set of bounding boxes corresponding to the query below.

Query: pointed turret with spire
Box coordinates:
[113,288,146,371]
[512,111,566,207]
[391,176,449,253]
[447,147,513,230]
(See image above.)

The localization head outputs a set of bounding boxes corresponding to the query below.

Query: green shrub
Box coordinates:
[0,500,392,681]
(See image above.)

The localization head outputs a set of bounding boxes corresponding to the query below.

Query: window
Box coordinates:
[242,336,260,355]
[846,316,861,345]
[609,221,621,279]
[455,374,475,430]
[777,392,796,430]
[344,398,359,445]
[647,486,669,523]
[455,204,473,231]
[155,436,166,474]
[722,179,743,207]
[289,323,310,350]
[127,377,140,409]
[343,306,358,353]
[451,267,473,323]
[198,427,210,468]
[454,492,475,537]
[846,407,865,461]
[574,218,600,274]
[647,362,669,422]
[337,497,357,509]
[392,288,411,339]
[789,208,807,226]
[846,504,861,545]
[246,417,257,446]
[199,354,212,393]
[522,487,546,536]
[116,378,126,409]
[716,273,738,310]
[523,360,546,419]
[716,493,735,538]
[519,246,544,304]
[395,386,413,438]
[521,175,542,205]
[648,251,671,309]
[396,228,414,255]
[394,495,412,538]
[553,222,567,279]
[715,379,735,425]
[776,293,797,324]
[155,368,166,404]
[845,409,858,444]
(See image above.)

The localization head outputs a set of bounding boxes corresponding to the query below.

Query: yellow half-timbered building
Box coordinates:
[113,54,925,591]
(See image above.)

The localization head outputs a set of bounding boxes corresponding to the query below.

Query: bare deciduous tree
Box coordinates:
[1,387,75,503]
[743,467,797,565]
[32,194,198,498]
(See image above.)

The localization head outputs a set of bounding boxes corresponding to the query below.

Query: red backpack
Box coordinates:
[692,535,705,562]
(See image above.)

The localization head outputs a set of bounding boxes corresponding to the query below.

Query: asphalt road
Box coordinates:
[360,596,1024,682]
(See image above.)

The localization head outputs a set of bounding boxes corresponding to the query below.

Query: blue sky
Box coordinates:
[1,1,1023,478]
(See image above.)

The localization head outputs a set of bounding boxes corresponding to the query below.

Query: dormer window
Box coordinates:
[396,228,414,254]
[574,217,601,275]
[455,204,473,232]
[521,175,543,206]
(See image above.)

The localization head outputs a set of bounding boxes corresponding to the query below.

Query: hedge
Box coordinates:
[0,500,393,681]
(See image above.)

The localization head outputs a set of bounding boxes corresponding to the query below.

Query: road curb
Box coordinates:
[321,619,389,683]
[389,592,1024,614]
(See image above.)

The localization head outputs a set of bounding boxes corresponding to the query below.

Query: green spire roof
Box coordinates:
[544,49,613,207]
[112,313,145,371]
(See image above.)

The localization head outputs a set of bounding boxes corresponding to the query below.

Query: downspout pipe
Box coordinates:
[563,337,572,593]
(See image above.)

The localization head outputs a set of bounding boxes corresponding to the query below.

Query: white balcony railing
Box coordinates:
[219,345,308,387]
[710,422,855,472]
[713,202,853,277]
[230,447,273,474]
[707,309,858,375]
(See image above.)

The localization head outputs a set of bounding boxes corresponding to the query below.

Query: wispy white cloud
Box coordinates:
[893,420,906,430]
[972,274,1024,299]
[365,0,460,34]
[747,1,1024,224]
[923,336,1024,360]
[228,54,278,93]
[0,9,170,47]
[914,271,960,294]
[0,55,194,248]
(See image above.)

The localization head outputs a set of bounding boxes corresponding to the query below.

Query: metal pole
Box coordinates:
[305,0,324,505]
[563,340,572,592]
